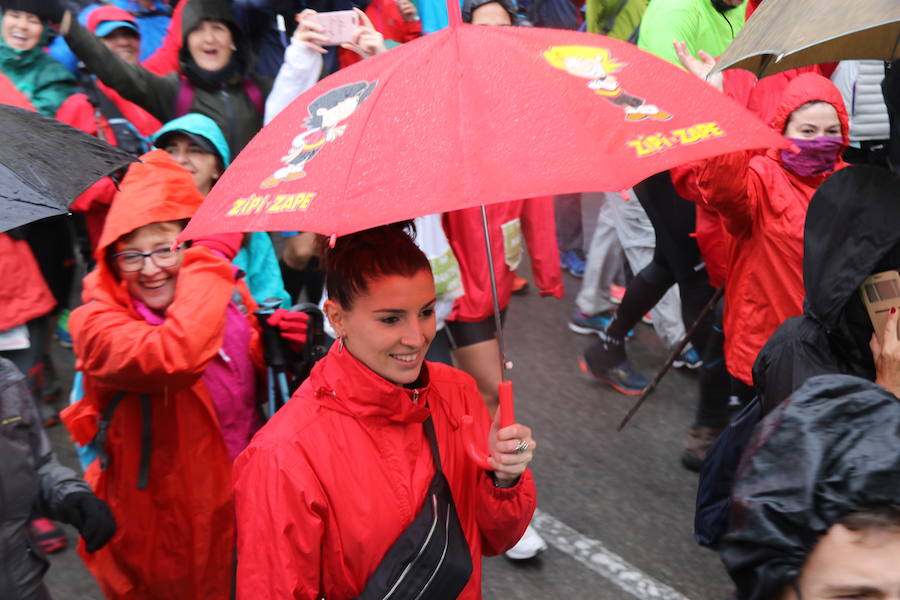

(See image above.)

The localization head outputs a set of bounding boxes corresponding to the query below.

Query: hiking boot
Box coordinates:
[29,518,67,554]
[680,425,724,472]
[568,308,614,334]
[673,344,703,370]
[579,332,649,395]
[560,249,586,278]
[504,524,547,560]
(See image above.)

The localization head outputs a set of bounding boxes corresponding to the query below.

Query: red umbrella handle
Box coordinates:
[461,381,515,470]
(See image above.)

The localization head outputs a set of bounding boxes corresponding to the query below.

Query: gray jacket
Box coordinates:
[0,357,91,600]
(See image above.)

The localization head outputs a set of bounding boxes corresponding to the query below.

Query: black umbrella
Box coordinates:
[0,104,138,233]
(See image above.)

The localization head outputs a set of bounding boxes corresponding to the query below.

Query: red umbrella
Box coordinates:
[181,5,785,467]
[181,22,784,240]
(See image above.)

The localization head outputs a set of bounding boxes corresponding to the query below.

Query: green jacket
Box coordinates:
[65,0,272,155]
[638,0,746,68]
[585,0,648,41]
[0,17,76,117]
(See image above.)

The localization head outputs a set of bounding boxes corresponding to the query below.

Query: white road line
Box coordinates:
[531,509,691,600]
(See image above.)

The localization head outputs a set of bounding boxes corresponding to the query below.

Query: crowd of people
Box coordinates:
[0,0,897,598]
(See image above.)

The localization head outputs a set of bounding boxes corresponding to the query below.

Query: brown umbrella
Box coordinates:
[711,0,900,78]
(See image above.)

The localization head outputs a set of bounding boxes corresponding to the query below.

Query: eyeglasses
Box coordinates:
[111,244,184,273]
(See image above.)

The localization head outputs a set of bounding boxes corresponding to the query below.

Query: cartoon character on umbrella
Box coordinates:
[261,81,378,189]
[544,46,671,121]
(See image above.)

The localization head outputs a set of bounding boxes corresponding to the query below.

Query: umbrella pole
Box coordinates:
[480,205,508,380]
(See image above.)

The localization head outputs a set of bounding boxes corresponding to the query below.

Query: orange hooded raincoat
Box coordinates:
[60,150,263,599]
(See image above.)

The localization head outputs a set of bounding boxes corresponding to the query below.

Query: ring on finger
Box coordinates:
[514,440,529,454]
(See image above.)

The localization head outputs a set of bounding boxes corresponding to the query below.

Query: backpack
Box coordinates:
[174,75,265,118]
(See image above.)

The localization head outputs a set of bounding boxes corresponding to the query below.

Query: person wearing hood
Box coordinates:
[674,50,849,392]
[719,374,900,600]
[753,165,900,412]
[152,112,291,306]
[233,223,537,600]
[0,3,76,117]
[55,0,273,155]
[58,150,270,599]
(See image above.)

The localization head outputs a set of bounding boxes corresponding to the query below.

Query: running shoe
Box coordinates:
[641,312,653,325]
[29,518,67,554]
[504,524,548,560]
[560,249,586,278]
[56,310,73,349]
[512,276,530,295]
[579,331,650,395]
[672,345,703,370]
[568,309,614,334]
[568,309,634,338]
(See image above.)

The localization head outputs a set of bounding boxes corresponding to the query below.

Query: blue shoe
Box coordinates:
[673,345,703,370]
[568,308,614,334]
[568,309,634,338]
[560,249,586,278]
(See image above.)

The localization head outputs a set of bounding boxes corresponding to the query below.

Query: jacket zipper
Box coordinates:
[412,506,452,600]
[381,494,439,600]
[412,390,420,404]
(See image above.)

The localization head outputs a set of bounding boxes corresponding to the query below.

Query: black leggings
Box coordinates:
[606,172,715,355]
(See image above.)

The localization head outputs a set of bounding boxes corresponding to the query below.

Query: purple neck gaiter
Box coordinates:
[780,136,844,177]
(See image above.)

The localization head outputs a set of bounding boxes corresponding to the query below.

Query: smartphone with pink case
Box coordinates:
[308,10,360,46]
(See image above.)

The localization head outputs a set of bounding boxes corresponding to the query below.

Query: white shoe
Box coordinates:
[504,524,547,560]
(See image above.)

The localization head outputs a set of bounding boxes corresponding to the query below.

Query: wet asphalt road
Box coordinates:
[42,266,732,600]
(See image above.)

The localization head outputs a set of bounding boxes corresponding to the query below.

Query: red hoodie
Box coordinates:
[686,73,849,385]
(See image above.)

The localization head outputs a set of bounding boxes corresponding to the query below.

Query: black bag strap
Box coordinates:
[94,391,152,490]
[601,0,629,35]
[77,70,148,157]
[421,416,442,475]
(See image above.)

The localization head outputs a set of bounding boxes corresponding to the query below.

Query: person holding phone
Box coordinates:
[753,164,900,411]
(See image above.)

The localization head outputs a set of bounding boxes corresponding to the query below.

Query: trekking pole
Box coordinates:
[255,299,289,418]
[617,286,725,431]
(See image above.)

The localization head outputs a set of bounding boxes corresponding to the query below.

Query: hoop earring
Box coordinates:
[338,336,344,354]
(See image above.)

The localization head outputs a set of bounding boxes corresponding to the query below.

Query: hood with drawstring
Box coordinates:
[754,164,900,411]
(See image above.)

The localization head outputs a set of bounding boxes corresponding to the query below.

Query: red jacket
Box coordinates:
[233,344,536,600]
[0,234,56,331]
[443,197,563,322]
[685,73,849,385]
[55,83,162,251]
[61,151,263,600]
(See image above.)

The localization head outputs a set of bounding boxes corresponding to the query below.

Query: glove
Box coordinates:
[192,233,244,261]
[59,492,116,553]
[267,308,309,351]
